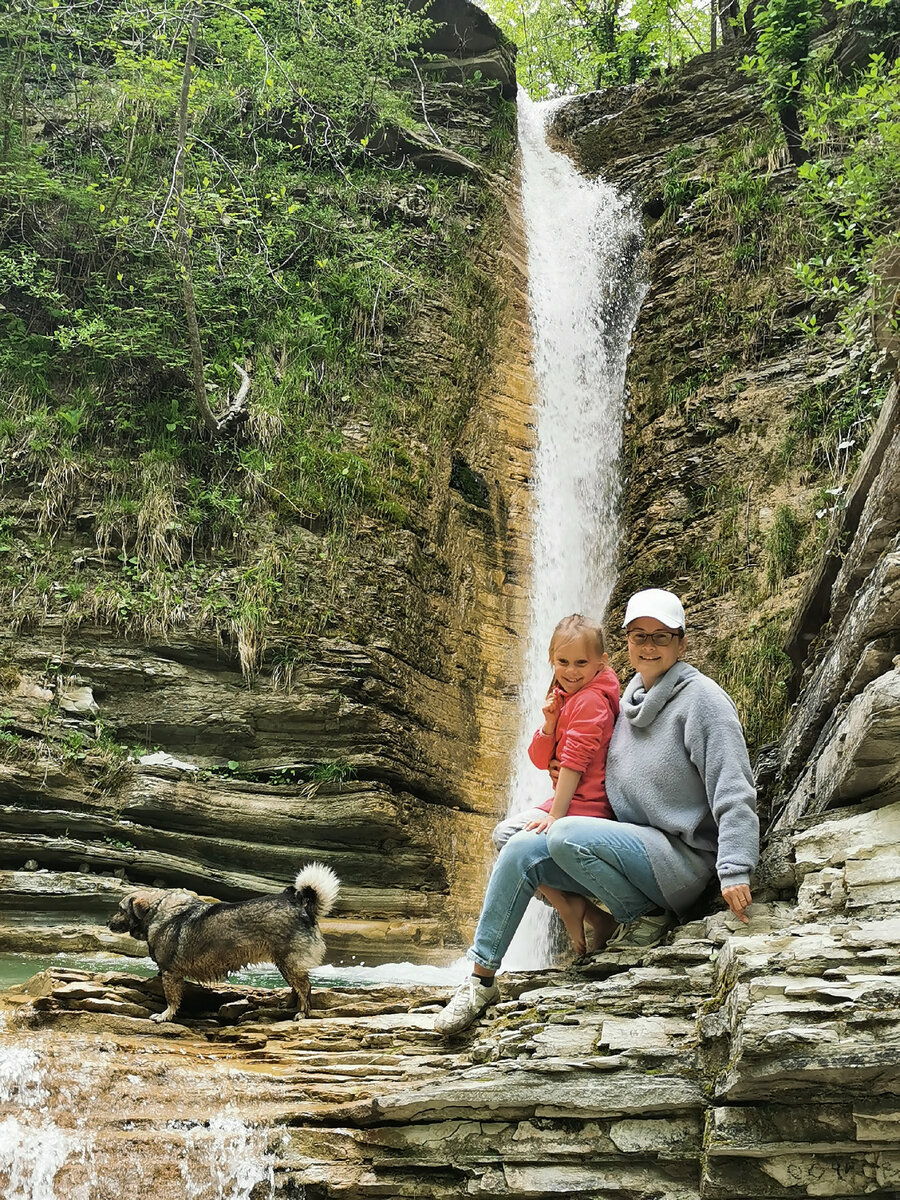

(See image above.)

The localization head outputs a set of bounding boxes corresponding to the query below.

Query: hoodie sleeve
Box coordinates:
[556,690,615,774]
[683,681,759,889]
[528,727,556,770]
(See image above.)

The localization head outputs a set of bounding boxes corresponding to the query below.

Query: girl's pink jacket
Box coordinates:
[528,666,620,819]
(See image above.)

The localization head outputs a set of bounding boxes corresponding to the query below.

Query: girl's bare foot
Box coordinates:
[583,901,617,953]
[538,886,587,956]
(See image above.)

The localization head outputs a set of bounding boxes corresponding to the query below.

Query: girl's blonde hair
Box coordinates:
[548,614,606,692]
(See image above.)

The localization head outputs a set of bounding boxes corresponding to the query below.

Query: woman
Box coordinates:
[435,588,759,1037]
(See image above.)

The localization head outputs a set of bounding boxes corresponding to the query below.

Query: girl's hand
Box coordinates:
[541,692,562,734]
[548,757,561,785]
[525,814,555,834]
[722,884,752,923]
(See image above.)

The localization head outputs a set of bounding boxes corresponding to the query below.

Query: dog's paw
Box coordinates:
[150,1009,175,1023]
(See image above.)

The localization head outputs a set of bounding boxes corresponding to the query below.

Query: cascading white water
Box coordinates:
[502,93,647,970]
[0,1027,84,1200]
[0,1014,276,1200]
[176,1113,275,1200]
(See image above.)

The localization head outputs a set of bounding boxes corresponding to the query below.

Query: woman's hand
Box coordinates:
[541,692,562,735]
[722,884,753,923]
[548,757,561,785]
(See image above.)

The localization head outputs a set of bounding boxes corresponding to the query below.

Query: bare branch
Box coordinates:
[232,361,250,409]
[408,57,443,146]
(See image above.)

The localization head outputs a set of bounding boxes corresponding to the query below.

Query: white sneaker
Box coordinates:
[433,976,501,1037]
[605,910,672,951]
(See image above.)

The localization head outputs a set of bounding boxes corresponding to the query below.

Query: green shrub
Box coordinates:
[764,505,805,590]
[713,620,792,751]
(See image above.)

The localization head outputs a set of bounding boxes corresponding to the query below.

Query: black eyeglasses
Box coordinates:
[626,630,680,646]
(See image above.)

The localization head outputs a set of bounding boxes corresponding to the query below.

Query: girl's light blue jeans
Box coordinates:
[467,817,668,972]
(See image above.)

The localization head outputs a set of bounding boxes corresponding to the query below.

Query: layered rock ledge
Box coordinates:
[4,784,899,1198]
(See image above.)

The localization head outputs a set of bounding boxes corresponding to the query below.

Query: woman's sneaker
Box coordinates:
[434,976,501,1037]
[605,910,672,952]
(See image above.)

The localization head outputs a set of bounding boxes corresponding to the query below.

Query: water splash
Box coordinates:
[0,1047,48,1109]
[0,1118,83,1200]
[176,1112,275,1200]
[0,1018,276,1200]
[503,92,647,970]
[0,1032,85,1200]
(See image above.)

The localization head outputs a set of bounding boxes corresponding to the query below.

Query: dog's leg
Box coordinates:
[276,959,312,1019]
[150,971,184,1023]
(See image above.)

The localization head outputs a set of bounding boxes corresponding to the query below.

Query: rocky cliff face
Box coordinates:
[3,16,900,1200]
[4,760,899,1198]
[0,8,532,962]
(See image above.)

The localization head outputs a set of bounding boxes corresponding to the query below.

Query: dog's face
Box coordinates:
[108,891,166,940]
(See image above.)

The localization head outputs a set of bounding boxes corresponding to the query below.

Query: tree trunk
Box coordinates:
[719,0,740,46]
[173,4,220,436]
[780,100,810,167]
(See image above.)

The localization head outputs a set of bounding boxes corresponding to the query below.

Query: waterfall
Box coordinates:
[502,93,647,970]
[0,1016,275,1200]
[0,1033,83,1200]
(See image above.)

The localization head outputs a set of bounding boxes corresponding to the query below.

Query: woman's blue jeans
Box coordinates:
[467,817,667,972]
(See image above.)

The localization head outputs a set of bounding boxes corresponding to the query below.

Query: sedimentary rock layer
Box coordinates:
[5,788,898,1198]
[0,7,535,959]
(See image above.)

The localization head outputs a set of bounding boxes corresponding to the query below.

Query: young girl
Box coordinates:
[491,613,620,956]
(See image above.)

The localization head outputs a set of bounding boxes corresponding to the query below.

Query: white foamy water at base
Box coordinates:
[177,1112,275,1200]
[0,950,471,993]
[310,958,470,988]
[0,1014,278,1200]
[0,1020,85,1200]
[502,92,646,971]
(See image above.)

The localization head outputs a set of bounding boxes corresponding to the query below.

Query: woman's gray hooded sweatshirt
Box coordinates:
[605,661,759,916]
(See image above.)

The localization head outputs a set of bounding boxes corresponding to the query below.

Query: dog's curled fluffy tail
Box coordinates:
[293,863,340,919]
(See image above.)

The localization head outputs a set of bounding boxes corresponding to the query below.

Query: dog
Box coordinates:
[107,863,339,1023]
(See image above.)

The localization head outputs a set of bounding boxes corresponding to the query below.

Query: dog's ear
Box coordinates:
[129,895,153,919]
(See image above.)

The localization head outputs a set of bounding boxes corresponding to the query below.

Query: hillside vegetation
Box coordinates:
[0,0,515,672]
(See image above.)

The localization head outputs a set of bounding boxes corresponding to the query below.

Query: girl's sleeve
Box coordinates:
[528,727,555,770]
[684,683,759,888]
[557,693,614,773]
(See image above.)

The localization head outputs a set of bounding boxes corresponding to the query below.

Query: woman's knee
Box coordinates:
[545,821,568,856]
[547,817,616,855]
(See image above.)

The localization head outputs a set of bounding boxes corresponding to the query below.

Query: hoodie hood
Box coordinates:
[557,664,621,717]
[620,661,698,728]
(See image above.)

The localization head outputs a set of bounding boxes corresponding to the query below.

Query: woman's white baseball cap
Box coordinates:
[622,589,686,632]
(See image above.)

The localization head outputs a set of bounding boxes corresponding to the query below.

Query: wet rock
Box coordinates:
[76,996,155,1018]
